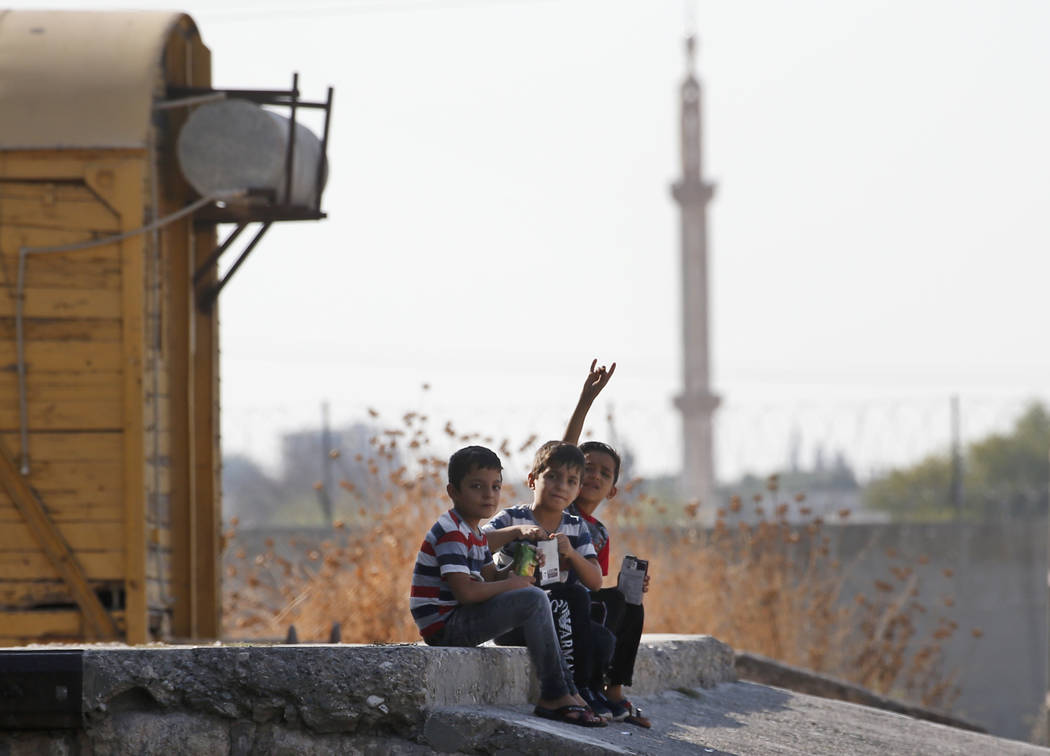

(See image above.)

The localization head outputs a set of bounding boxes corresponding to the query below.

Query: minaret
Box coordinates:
[672,35,720,508]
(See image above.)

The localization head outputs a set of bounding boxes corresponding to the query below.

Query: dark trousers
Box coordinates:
[496,581,614,692]
[592,587,644,687]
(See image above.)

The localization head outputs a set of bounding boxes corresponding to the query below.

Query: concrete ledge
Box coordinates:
[1,635,734,753]
[735,651,984,733]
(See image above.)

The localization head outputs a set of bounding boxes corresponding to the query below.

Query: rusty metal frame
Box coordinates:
[195,222,272,312]
[174,74,333,309]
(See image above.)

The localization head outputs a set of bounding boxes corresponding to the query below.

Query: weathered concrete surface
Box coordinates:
[0,635,734,753]
[5,637,1044,754]
[425,683,1050,755]
[735,650,983,732]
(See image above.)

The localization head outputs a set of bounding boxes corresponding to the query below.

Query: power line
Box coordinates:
[196,0,559,23]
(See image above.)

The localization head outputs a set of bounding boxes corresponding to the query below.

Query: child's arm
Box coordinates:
[554,533,603,591]
[562,358,616,445]
[445,570,533,604]
[484,524,549,552]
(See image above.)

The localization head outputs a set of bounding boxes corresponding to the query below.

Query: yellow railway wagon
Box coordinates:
[0,11,222,644]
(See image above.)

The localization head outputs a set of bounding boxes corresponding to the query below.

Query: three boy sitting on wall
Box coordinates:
[409,360,651,728]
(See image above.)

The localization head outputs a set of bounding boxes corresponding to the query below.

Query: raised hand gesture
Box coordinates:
[563,358,617,444]
[580,359,616,405]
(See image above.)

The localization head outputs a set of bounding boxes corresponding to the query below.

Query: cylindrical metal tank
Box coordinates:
[176,98,326,207]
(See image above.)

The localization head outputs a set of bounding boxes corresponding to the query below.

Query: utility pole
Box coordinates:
[949,395,963,516]
[319,401,333,526]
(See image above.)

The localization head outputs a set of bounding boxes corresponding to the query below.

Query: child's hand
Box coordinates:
[554,532,573,558]
[580,358,616,404]
[518,525,548,542]
[643,573,651,593]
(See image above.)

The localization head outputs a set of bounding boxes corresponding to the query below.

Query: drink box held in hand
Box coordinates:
[617,555,648,605]
[535,539,561,585]
[512,543,537,576]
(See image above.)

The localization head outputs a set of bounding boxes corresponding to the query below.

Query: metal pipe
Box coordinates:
[154,92,226,110]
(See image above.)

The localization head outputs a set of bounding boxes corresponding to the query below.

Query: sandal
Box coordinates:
[533,704,607,728]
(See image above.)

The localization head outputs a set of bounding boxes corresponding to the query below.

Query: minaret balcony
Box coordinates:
[672,179,715,205]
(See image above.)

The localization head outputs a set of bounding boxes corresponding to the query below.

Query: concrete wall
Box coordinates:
[824,517,1047,741]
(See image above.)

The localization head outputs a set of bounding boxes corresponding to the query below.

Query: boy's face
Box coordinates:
[577,450,618,505]
[528,463,582,513]
[447,466,502,525]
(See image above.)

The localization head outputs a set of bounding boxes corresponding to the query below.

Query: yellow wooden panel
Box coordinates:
[0,609,84,636]
[0,225,96,250]
[21,460,122,491]
[0,319,123,343]
[0,432,122,462]
[0,551,123,580]
[0,503,122,524]
[0,611,126,645]
[0,491,123,523]
[0,521,122,551]
[0,401,122,431]
[0,287,122,319]
[0,250,121,290]
[0,183,121,232]
[0,341,122,372]
[0,580,73,608]
[0,371,123,402]
[0,150,144,179]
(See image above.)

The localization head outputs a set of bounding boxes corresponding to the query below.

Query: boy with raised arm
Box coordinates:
[482,441,616,718]
[410,445,605,727]
[564,360,653,728]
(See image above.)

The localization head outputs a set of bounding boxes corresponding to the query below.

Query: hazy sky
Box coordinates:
[14,1,1050,478]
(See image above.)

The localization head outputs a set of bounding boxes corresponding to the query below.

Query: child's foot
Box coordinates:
[602,695,630,722]
[578,687,613,720]
[534,696,606,728]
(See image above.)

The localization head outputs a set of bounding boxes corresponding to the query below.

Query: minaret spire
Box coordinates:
[672,34,720,512]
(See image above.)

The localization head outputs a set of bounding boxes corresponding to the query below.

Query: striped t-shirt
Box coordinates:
[482,505,596,583]
[410,508,493,639]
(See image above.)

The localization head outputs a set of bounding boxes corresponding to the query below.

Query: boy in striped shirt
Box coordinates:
[409,445,604,727]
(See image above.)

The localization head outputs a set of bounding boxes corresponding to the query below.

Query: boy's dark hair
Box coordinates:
[579,441,622,484]
[530,440,585,478]
[448,445,503,488]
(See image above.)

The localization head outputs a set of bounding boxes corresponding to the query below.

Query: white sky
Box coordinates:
[16,0,1050,479]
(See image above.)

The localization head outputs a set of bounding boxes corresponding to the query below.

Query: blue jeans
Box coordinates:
[426,585,575,700]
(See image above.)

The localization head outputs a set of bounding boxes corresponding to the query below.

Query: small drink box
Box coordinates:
[617,554,648,605]
[536,539,561,585]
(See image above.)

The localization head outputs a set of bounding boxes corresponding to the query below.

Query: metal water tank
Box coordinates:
[176,98,326,207]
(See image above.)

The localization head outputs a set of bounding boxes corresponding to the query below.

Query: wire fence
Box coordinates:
[221,392,1047,484]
